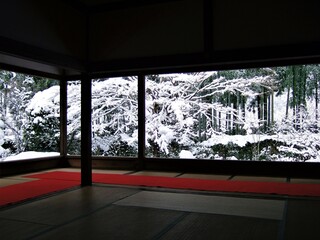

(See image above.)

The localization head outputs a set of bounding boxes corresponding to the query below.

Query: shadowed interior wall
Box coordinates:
[0,0,319,179]
[213,0,320,50]
[89,0,204,61]
[0,0,320,74]
[0,0,86,59]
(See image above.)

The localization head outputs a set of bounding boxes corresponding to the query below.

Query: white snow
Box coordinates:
[201,134,277,148]
[27,86,60,115]
[2,151,60,162]
[179,150,195,159]
[2,70,320,162]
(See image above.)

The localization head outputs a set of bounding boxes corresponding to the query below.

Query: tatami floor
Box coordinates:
[1,168,320,239]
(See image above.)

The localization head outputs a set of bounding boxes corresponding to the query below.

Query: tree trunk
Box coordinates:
[286,85,290,119]
[234,91,239,134]
[257,95,261,121]
[3,85,8,116]
[241,95,246,126]
[271,90,274,125]
[218,112,221,132]
[226,93,231,132]
[292,66,297,129]
[204,115,207,140]
[316,78,319,121]
[268,94,271,128]
[263,88,268,132]
[212,98,217,131]
[198,113,202,141]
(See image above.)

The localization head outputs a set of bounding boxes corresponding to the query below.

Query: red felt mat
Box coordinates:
[26,171,320,197]
[0,179,79,207]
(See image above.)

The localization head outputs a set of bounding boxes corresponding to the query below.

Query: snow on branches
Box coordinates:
[2,67,320,162]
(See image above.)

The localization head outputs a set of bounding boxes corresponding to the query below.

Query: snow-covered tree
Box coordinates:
[2,65,320,162]
[91,77,138,156]
[66,81,81,154]
[0,70,59,156]
[0,71,35,154]
[145,71,277,157]
[0,119,9,158]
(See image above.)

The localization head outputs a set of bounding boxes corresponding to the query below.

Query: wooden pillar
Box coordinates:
[59,78,68,159]
[81,74,92,186]
[137,74,146,170]
[203,0,213,58]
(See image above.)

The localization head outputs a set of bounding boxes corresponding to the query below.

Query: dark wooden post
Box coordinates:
[137,74,146,170]
[59,77,68,160]
[81,74,92,186]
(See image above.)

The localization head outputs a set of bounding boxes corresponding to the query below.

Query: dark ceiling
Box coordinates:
[0,0,319,79]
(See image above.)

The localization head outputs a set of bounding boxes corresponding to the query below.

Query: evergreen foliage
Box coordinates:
[1,65,320,162]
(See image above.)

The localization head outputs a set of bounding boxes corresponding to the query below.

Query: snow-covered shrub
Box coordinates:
[2,66,320,162]
[92,135,137,156]
[23,86,60,152]
[0,120,10,159]
[1,138,17,154]
[23,109,60,152]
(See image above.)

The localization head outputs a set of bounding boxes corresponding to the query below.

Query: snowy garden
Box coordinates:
[1,65,320,162]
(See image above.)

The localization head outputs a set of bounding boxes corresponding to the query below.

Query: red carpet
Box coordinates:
[0,179,79,207]
[26,171,320,197]
[2,171,319,207]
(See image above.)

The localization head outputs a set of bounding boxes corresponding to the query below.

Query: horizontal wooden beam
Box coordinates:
[0,36,85,75]
[65,156,320,179]
[64,0,184,14]
[87,42,320,79]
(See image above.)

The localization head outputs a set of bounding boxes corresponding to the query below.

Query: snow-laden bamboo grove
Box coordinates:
[1,67,320,162]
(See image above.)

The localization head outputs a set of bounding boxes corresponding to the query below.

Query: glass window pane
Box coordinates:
[67,80,81,155]
[91,77,138,157]
[146,65,320,162]
[0,70,60,161]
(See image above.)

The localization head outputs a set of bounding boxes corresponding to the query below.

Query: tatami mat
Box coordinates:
[130,171,181,177]
[5,175,39,181]
[46,168,80,173]
[34,168,131,175]
[231,175,287,182]
[0,178,36,187]
[290,178,320,184]
[92,169,132,174]
[1,182,319,240]
[115,191,285,220]
[0,186,139,225]
[179,173,231,180]
[284,200,320,240]
[8,171,51,179]
[31,205,184,240]
[159,212,279,240]
[0,218,50,240]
